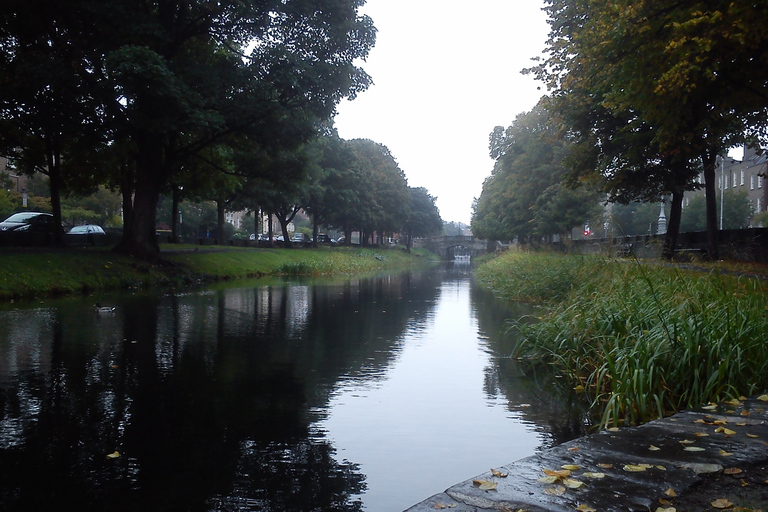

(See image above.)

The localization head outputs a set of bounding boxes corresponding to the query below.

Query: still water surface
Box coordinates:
[0,265,587,511]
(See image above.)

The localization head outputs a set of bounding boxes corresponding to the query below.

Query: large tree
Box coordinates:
[1,0,376,260]
[403,187,442,251]
[528,0,765,258]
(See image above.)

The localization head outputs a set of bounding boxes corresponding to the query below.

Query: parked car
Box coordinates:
[291,233,310,243]
[315,233,332,244]
[0,211,60,245]
[65,224,107,246]
[68,224,106,236]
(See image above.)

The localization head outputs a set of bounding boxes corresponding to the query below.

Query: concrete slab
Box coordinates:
[404,397,768,511]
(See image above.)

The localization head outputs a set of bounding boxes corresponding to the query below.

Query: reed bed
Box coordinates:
[478,251,768,428]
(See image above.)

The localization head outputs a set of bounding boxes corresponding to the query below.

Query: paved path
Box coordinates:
[405,397,768,512]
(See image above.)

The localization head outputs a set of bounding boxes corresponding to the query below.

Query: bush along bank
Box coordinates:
[475,250,768,429]
[0,245,438,301]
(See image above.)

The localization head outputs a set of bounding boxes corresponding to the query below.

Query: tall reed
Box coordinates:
[482,252,768,428]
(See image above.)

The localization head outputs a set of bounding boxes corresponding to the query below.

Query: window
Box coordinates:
[740,169,745,185]
[732,171,737,188]
[758,197,762,213]
[751,175,755,190]
[759,175,763,189]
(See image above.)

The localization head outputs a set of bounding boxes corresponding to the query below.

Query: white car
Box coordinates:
[68,225,106,235]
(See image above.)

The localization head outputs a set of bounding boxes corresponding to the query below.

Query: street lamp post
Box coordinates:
[720,158,725,230]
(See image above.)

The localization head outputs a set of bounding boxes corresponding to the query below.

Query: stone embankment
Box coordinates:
[405,397,768,512]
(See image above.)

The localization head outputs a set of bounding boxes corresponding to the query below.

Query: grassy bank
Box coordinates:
[0,245,437,301]
[475,250,768,428]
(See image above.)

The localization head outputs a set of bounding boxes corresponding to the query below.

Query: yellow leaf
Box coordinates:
[561,464,580,471]
[719,450,733,456]
[665,488,677,497]
[563,478,585,489]
[106,451,120,459]
[658,498,673,506]
[756,394,768,402]
[623,464,647,472]
[694,432,709,437]
[723,467,742,475]
[711,498,733,509]
[544,486,566,496]
[568,447,580,451]
[582,472,605,479]
[597,463,613,469]
[724,398,741,406]
[575,505,596,512]
[715,427,736,435]
[538,476,560,484]
[473,479,497,491]
[740,410,750,416]
[693,419,707,424]
[574,384,585,393]
[702,405,718,411]
[679,439,695,444]
[684,446,705,452]
[746,433,759,438]
[656,465,667,471]
[544,469,571,478]
[639,464,654,469]
[740,479,748,487]
[656,508,676,512]
[649,445,661,451]
[491,468,509,478]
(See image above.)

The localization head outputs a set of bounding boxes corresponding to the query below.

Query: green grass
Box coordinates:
[476,250,768,429]
[0,245,438,300]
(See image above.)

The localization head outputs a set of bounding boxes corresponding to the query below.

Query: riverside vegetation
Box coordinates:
[475,250,768,430]
[0,245,437,301]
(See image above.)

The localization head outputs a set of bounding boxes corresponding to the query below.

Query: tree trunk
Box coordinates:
[702,151,719,260]
[114,134,164,261]
[662,189,683,260]
[46,144,65,247]
[171,187,181,243]
[120,161,134,237]
[216,200,226,245]
[312,213,319,248]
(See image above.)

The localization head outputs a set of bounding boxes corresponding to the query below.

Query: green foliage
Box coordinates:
[477,252,768,428]
[611,201,662,236]
[471,101,601,241]
[680,191,753,232]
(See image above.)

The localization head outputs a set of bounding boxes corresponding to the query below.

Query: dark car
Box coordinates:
[0,212,60,245]
[315,233,332,244]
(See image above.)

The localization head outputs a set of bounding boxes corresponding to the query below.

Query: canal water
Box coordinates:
[0,264,588,512]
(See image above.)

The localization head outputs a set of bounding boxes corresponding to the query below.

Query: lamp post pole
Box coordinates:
[720,157,725,230]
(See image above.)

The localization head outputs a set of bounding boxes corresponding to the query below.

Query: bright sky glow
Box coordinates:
[334,0,549,224]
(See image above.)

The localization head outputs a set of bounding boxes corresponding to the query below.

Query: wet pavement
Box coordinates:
[405,397,768,512]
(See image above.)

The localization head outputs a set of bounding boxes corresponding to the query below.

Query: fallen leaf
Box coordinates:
[740,479,748,487]
[538,476,560,484]
[106,451,120,459]
[723,467,742,475]
[639,464,654,469]
[684,446,705,452]
[582,472,605,479]
[544,486,566,496]
[491,468,509,478]
[656,465,667,471]
[713,419,728,425]
[694,419,707,424]
[658,498,673,505]
[562,464,580,471]
[568,447,580,451]
[623,464,647,472]
[575,505,596,512]
[740,410,751,417]
[724,398,741,406]
[736,422,748,426]
[544,469,571,478]
[719,450,734,456]
[756,394,768,402]
[607,427,619,432]
[656,508,676,512]
[665,488,677,497]
[473,479,497,491]
[702,405,718,411]
[746,433,759,438]
[597,463,613,469]
[563,478,585,489]
[574,384,585,393]
[711,498,733,509]
[649,445,661,451]
[715,427,737,435]
[694,432,710,437]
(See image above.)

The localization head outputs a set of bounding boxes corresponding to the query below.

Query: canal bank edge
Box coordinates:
[405,397,768,512]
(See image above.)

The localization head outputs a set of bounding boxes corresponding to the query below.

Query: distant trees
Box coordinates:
[471,101,602,242]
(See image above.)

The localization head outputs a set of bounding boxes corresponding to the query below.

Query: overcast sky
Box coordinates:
[333,0,549,225]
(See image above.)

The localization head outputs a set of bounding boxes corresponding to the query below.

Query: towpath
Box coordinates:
[405,397,768,512]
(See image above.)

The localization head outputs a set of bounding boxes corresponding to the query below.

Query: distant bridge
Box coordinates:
[412,235,492,260]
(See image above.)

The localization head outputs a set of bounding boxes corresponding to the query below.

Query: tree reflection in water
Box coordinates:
[0,272,441,511]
